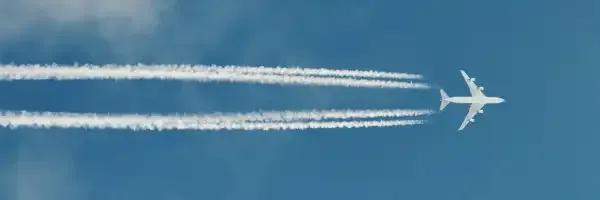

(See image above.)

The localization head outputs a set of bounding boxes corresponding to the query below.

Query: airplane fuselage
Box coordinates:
[445,96,504,104]
[439,70,505,131]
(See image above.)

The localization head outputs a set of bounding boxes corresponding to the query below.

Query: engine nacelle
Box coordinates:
[470,118,475,122]
[470,78,476,82]
[478,109,483,114]
[479,87,484,91]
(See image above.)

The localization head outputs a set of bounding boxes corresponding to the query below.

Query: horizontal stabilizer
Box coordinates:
[440,89,450,111]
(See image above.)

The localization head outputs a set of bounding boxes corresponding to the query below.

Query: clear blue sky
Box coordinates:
[0,0,598,199]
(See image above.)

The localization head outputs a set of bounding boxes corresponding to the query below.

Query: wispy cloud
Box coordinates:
[0,0,169,40]
[13,132,86,200]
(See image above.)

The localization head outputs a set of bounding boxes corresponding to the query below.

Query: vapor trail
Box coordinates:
[0,65,430,89]
[199,65,423,79]
[0,111,426,131]
[0,64,422,79]
[0,109,432,124]
[194,109,434,122]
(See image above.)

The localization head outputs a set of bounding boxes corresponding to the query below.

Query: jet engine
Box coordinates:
[470,78,476,82]
[478,109,483,113]
[470,118,475,122]
[479,87,484,91]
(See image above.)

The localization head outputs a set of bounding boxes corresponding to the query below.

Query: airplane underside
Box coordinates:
[439,70,505,131]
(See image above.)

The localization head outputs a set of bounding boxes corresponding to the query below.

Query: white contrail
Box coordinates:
[0,64,430,89]
[209,120,425,131]
[198,65,423,79]
[0,111,426,131]
[193,109,434,122]
[0,109,433,124]
[0,64,422,79]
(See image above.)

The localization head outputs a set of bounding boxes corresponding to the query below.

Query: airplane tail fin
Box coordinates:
[440,89,450,111]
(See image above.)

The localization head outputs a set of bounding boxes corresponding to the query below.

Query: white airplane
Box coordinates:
[439,70,505,131]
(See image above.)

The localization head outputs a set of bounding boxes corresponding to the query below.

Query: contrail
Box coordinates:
[0,64,430,89]
[198,65,423,79]
[0,111,426,131]
[191,109,434,122]
[0,64,422,79]
[0,109,432,124]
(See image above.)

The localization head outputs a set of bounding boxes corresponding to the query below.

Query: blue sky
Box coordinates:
[0,0,599,199]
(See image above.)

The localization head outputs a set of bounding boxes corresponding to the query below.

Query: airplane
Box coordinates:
[439,70,505,131]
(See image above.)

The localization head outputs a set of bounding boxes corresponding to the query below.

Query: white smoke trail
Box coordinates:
[194,109,434,122]
[0,109,432,124]
[198,65,423,79]
[0,64,422,79]
[211,120,425,131]
[0,111,426,131]
[0,64,430,89]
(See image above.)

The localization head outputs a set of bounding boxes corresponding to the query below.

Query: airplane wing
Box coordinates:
[460,70,484,97]
[458,103,484,131]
